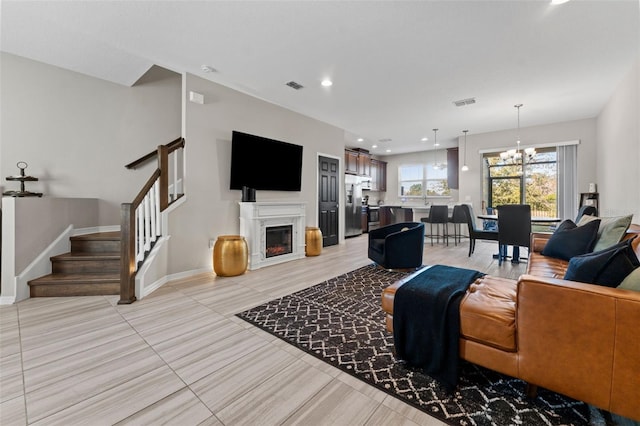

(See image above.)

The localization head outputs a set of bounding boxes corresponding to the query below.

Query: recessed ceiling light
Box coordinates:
[550,0,570,4]
[357,138,363,142]
[321,78,333,87]
[201,65,216,73]
[386,149,391,153]
[421,137,428,142]
[372,144,378,149]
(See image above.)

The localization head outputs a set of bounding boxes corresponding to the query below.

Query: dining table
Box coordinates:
[476,214,562,224]
[477,214,562,263]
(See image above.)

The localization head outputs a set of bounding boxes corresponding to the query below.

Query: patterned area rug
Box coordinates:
[237,264,594,426]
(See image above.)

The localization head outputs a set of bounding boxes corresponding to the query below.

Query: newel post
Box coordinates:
[118,202,137,304]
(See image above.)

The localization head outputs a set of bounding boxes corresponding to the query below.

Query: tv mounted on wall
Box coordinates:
[229,131,303,192]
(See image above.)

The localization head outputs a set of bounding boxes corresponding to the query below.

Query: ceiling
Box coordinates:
[2,1,638,154]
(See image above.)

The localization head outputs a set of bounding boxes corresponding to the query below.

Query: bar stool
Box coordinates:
[421,205,449,246]
[448,205,467,246]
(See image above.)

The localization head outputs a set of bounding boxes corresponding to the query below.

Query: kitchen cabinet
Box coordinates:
[370,159,387,191]
[345,149,359,175]
[345,148,374,177]
[379,206,413,226]
[357,151,371,177]
[447,147,459,190]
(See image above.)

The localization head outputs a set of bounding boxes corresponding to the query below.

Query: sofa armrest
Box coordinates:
[530,232,553,253]
[516,274,640,418]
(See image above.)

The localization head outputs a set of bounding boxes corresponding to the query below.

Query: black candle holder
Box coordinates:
[3,161,43,197]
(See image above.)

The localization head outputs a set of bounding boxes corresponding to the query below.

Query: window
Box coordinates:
[483,148,557,217]
[399,163,450,198]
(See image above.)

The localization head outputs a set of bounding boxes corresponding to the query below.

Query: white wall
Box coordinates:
[0,53,182,224]
[166,73,347,274]
[596,60,640,221]
[457,118,598,216]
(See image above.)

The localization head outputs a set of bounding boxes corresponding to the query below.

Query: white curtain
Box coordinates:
[557,144,577,221]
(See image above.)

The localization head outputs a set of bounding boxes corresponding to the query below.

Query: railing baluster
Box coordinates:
[172,149,178,201]
[137,203,144,263]
[144,193,152,252]
[150,182,157,243]
[154,180,161,236]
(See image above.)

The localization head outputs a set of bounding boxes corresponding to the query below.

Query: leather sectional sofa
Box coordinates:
[381,226,640,421]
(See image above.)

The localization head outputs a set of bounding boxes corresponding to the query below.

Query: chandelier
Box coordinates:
[500,104,536,164]
[461,130,469,172]
[432,128,447,170]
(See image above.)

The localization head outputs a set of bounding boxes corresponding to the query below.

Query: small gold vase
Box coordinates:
[213,235,248,277]
[305,227,323,256]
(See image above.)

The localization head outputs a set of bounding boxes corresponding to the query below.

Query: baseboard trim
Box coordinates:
[140,268,212,299]
[0,296,16,305]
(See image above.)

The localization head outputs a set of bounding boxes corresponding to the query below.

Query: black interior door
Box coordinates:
[319,156,339,246]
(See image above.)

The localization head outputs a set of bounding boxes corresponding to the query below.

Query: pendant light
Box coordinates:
[432,128,447,170]
[500,104,536,164]
[461,130,469,172]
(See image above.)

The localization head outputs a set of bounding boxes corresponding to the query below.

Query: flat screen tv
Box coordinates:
[229,131,303,191]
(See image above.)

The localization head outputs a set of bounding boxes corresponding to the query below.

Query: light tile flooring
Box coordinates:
[1,235,526,425]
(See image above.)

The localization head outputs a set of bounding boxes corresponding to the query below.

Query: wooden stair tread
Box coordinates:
[71,231,120,241]
[52,252,120,261]
[29,273,119,285]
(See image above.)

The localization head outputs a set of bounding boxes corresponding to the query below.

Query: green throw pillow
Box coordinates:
[578,214,633,251]
[618,267,640,291]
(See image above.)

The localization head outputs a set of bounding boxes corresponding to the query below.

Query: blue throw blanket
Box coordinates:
[393,264,485,391]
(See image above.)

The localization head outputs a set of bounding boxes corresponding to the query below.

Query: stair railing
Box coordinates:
[119,138,185,304]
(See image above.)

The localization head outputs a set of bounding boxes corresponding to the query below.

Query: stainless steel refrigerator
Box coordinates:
[345,174,363,237]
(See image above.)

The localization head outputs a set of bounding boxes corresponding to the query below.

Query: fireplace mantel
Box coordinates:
[239,201,306,270]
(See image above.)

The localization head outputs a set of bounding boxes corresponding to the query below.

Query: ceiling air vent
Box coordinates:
[378,138,393,143]
[286,81,304,90]
[453,97,476,107]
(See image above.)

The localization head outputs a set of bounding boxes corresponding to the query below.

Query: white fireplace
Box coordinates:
[239,201,306,270]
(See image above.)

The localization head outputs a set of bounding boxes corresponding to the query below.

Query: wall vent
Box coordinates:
[286,81,304,90]
[453,97,476,107]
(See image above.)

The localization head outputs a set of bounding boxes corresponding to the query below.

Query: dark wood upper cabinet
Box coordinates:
[357,151,371,177]
[447,147,459,190]
[345,149,358,175]
[345,148,373,178]
[370,158,387,192]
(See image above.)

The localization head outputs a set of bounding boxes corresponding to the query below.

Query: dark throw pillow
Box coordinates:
[541,219,601,261]
[564,237,640,287]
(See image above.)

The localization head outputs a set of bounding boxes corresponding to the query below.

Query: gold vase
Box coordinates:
[305,227,323,256]
[213,235,248,277]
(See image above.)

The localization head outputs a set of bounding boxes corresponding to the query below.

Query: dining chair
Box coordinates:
[448,205,467,246]
[496,204,532,265]
[421,205,449,246]
[459,204,499,257]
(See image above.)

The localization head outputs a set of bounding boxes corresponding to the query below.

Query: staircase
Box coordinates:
[28,232,121,297]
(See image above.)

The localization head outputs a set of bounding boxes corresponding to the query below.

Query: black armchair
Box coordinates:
[459,204,499,257]
[368,222,425,270]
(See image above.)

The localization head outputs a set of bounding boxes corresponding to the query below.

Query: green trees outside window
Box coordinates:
[485,149,557,217]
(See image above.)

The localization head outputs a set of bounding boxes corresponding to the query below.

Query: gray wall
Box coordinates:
[0,53,182,224]
[166,73,346,274]
[597,60,640,221]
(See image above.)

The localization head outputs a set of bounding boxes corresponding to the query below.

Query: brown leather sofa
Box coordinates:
[381,226,640,421]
